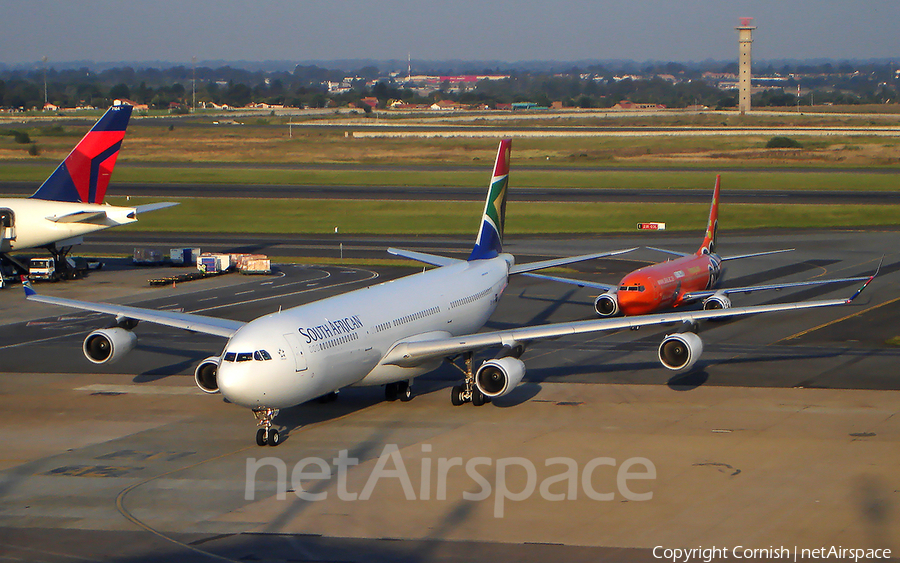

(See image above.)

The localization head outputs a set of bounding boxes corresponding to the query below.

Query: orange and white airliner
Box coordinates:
[526,176,877,368]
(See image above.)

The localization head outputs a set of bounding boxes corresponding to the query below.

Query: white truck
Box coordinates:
[28,257,102,282]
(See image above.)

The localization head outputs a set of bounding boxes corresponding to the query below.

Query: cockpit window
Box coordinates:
[224,352,236,362]
[236,352,253,362]
[254,350,272,361]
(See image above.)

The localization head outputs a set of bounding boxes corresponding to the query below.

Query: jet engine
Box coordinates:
[194,356,221,394]
[594,289,620,317]
[702,293,732,310]
[82,327,137,364]
[657,332,704,371]
[475,357,526,398]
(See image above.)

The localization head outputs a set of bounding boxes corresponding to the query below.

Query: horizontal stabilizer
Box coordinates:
[134,202,180,215]
[387,248,463,267]
[509,247,637,275]
[45,210,108,224]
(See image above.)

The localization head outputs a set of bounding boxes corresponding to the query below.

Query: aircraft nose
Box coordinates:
[217,362,262,408]
[616,278,654,316]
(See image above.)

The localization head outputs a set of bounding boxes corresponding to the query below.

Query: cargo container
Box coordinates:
[170,247,201,266]
[133,248,165,265]
[197,253,231,273]
[239,258,271,275]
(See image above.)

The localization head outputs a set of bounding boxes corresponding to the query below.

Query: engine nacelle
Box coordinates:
[702,293,732,311]
[194,356,221,394]
[658,332,704,371]
[594,290,620,317]
[475,357,526,398]
[83,327,137,364]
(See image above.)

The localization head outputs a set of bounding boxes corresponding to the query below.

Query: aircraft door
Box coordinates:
[0,209,14,241]
[282,333,309,372]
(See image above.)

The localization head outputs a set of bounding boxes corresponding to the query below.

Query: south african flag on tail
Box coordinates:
[468,139,511,261]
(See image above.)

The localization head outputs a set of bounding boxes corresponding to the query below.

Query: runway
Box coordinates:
[0,231,898,562]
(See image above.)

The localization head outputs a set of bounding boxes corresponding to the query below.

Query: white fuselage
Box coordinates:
[216,255,513,409]
[0,198,138,252]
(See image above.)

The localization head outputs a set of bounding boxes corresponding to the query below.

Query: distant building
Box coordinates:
[114,99,149,111]
[613,101,666,110]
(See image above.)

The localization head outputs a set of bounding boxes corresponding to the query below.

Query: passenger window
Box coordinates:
[224,352,236,362]
[236,352,253,362]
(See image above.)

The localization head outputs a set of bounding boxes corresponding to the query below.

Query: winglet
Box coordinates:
[21,275,36,297]
[847,256,882,303]
[468,139,511,261]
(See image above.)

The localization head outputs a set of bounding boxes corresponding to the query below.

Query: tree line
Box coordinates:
[0,61,896,111]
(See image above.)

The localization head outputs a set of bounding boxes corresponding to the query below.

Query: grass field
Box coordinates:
[2,109,899,236]
[2,109,900,169]
[110,196,900,234]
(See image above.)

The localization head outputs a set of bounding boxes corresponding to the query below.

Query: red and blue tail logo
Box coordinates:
[30,104,132,204]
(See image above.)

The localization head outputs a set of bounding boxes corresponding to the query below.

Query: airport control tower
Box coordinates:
[736,17,756,114]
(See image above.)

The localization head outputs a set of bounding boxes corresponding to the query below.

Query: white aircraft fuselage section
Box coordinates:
[217,254,513,408]
[0,198,138,252]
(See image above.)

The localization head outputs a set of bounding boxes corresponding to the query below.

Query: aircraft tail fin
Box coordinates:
[468,139,511,261]
[697,175,721,255]
[30,104,132,204]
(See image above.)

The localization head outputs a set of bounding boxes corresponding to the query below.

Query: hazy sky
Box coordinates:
[1,0,898,67]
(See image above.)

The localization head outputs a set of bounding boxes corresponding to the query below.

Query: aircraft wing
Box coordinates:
[681,275,871,302]
[508,247,637,274]
[24,282,245,338]
[387,248,463,267]
[380,277,874,368]
[645,246,690,258]
[720,248,794,261]
[519,272,616,292]
[389,247,637,271]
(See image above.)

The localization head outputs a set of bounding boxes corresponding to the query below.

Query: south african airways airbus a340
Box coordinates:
[23,140,875,446]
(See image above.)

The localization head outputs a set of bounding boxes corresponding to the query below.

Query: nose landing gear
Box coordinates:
[253,407,281,446]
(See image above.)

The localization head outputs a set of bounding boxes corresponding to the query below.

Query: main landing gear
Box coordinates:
[253,407,281,446]
[448,352,490,407]
[385,380,413,402]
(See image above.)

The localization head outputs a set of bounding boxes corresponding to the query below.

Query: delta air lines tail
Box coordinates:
[30,104,132,204]
[0,105,176,277]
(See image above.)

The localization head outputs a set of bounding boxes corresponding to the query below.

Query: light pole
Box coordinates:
[42,56,48,110]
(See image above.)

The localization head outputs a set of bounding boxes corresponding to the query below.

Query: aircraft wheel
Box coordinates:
[472,388,486,407]
[450,385,465,406]
[399,381,413,402]
[268,429,280,447]
[385,383,399,402]
[256,428,267,446]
